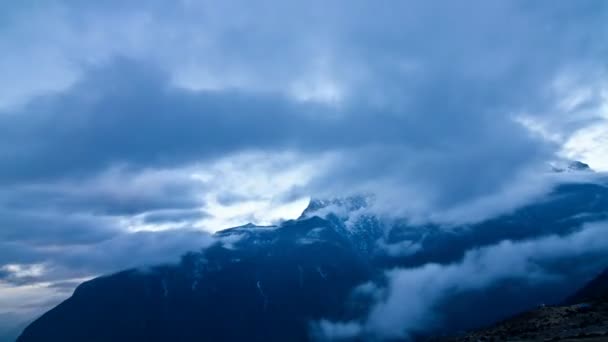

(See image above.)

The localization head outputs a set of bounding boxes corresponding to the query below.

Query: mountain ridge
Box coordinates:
[437,267,608,342]
[17,178,608,341]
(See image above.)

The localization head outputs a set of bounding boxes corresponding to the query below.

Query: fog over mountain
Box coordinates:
[1,1,608,341]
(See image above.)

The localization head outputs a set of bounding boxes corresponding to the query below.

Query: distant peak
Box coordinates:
[568,161,592,171]
[551,160,593,173]
[299,194,374,219]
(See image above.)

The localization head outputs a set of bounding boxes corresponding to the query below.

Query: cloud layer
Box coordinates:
[317,220,608,340]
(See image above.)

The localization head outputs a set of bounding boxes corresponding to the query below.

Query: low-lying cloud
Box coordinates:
[318,220,608,340]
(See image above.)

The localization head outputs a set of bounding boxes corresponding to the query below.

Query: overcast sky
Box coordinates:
[1,0,608,337]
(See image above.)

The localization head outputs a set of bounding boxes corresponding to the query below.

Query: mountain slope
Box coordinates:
[18,217,372,342]
[566,268,608,305]
[440,268,608,342]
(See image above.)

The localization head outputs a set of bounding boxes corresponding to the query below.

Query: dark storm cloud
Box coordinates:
[0,171,205,216]
[142,210,210,224]
[0,208,120,246]
[1,1,605,220]
[0,57,558,214]
[0,61,298,182]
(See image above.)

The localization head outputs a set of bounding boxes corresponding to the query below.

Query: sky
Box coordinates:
[1,0,608,337]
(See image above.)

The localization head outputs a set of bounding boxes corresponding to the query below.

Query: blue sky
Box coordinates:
[1,0,607,336]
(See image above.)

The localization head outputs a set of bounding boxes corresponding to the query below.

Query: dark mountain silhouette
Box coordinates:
[439,267,608,341]
[18,216,372,342]
[566,268,608,305]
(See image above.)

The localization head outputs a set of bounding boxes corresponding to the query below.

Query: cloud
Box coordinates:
[0,0,606,222]
[0,230,215,285]
[141,210,210,225]
[1,166,206,216]
[0,56,587,224]
[328,220,608,340]
[311,320,362,341]
[0,208,121,247]
[564,116,608,171]
[0,280,88,342]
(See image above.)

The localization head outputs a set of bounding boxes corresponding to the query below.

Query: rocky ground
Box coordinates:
[440,299,608,341]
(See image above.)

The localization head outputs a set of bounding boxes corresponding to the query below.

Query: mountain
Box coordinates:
[18,179,608,341]
[18,216,372,342]
[566,268,608,305]
[551,160,593,173]
[439,268,608,341]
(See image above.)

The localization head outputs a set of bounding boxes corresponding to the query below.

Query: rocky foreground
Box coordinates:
[440,270,608,342]
[443,302,608,341]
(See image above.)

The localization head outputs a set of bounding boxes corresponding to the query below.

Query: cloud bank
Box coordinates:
[317,220,608,340]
